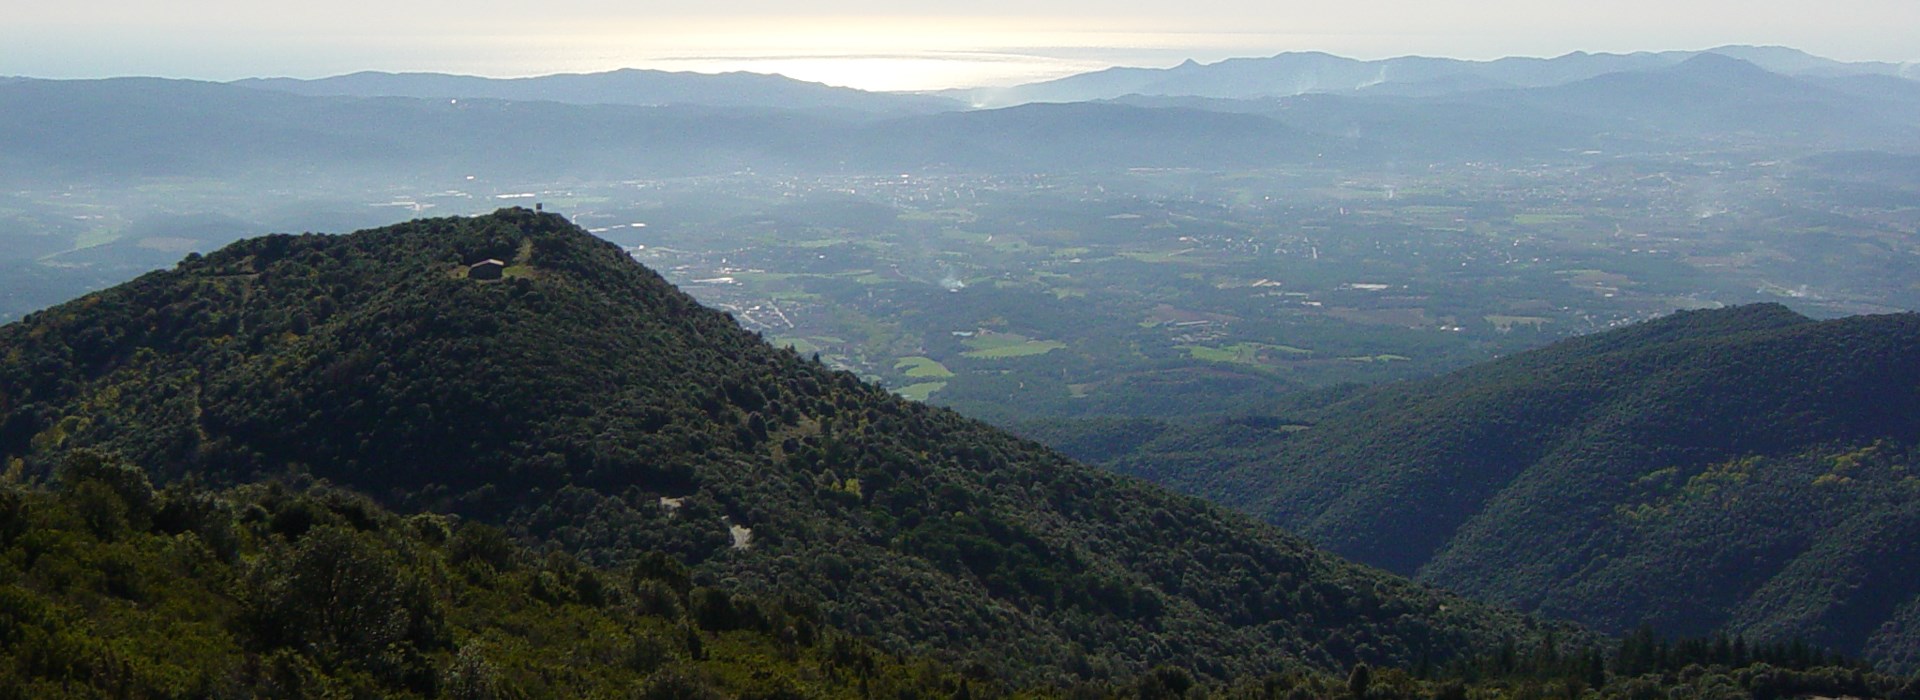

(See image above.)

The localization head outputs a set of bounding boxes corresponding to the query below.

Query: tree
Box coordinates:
[247,526,408,672]
[56,450,154,537]
[1348,663,1372,699]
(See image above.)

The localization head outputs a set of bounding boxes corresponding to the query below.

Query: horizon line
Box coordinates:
[7,43,1916,94]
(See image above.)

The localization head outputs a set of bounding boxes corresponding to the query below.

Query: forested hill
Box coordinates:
[0,461,997,698]
[1025,303,1920,671]
[0,208,1563,682]
[7,466,1913,699]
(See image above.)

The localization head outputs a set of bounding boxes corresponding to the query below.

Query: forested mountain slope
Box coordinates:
[7,458,1914,698]
[1026,304,1920,670]
[0,208,1564,682]
[0,455,989,699]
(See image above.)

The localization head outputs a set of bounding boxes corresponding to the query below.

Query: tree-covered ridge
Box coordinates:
[0,452,991,699]
[10,456,1919,700]
[1023,304,1920,670]
[0,208,1561,682]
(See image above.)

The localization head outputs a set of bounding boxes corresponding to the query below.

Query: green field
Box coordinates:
[731,271,800,283]
[1340,354,1413,363]
[776,337,824,354]
[895,381,948,401]
[894,356,955,378]
[73,224,124,250]
[1120,249,1197,264]
[962,333,1067,359]
[1182,342,1314,366]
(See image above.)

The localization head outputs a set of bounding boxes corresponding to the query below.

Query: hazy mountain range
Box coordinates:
[952,45,1920,107]
[0,77,1345,186]
[214,46,1919,113]
[6,48,1919,189]
[235,68,964,117]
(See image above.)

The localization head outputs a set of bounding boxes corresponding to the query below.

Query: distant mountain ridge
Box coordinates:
[958,45,1919,107]
[10,62,1920,191]
[1104,53,1920,154]
[235,68,963,116]
[5,46,1919,200]
[1491,54,1920,147]
[0,77,1356,186]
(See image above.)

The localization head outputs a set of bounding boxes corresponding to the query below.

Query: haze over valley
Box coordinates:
[7,47,1920,412]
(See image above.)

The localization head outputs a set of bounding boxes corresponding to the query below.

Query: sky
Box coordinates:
[6,1,1919,91]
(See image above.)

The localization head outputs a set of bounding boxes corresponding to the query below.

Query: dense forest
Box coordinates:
[1019,304,1920,671]
[0,209,1569,683]
[7,453,1918,699]
[1,451,989,698]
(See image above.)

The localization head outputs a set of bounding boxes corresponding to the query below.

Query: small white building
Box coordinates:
[467,259,505,280]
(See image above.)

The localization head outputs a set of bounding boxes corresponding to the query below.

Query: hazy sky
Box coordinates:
[6,1,1919,91]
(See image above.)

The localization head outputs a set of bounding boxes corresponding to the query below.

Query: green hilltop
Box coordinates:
[0,208,1560,683]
